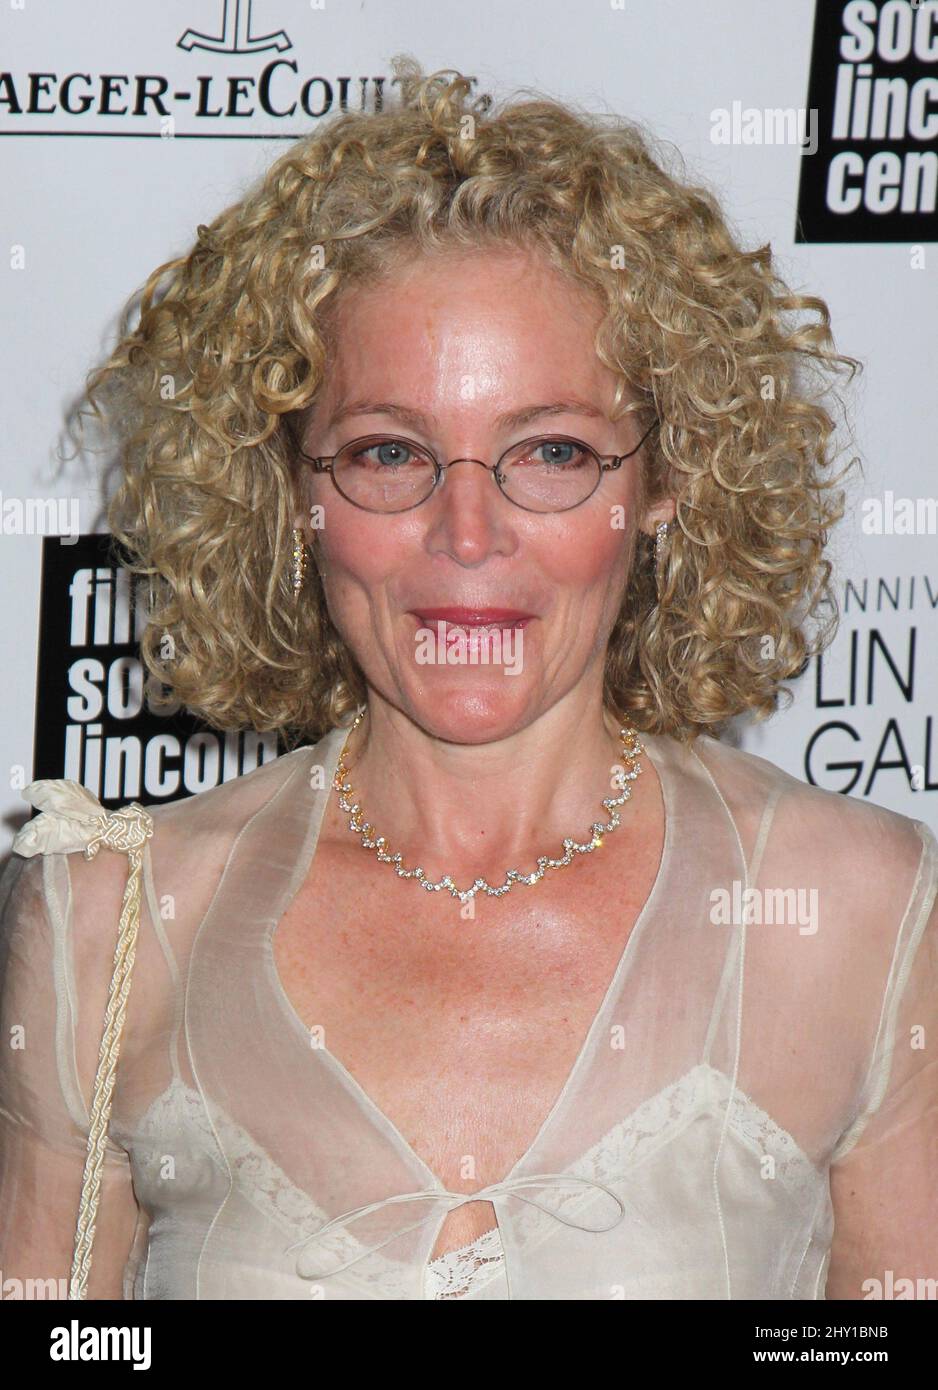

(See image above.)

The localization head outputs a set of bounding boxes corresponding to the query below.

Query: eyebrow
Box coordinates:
[325,398,608,433]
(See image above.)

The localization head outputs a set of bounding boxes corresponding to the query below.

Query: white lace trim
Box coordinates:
[423,1224,506,1299]
[131,1063,817,1299]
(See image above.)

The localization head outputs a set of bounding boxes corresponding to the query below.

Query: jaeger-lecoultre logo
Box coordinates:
[178,0,292,56]
[0,0,395,137]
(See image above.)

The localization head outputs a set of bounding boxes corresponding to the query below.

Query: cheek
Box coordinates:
[538,517,631,593]
[318,516,403,587]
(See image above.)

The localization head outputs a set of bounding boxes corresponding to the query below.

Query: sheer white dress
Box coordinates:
[1,717,936,1300]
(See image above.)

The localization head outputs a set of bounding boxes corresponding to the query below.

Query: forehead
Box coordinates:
[323,245,610,398]
[335,242,599,317]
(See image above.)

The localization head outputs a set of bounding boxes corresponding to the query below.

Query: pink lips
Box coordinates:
[410,607,534,627]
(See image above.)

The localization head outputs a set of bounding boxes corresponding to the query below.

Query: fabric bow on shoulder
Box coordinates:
[12,777,154,1302]
[13,778,153,860]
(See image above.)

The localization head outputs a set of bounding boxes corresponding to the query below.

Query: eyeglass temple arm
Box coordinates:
[285,413,332,470]
[608,418,660,465]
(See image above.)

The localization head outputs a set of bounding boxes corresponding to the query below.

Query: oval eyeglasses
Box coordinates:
[294,419,660,514]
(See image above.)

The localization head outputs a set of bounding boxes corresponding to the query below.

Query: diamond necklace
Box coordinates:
[331,706,645,904]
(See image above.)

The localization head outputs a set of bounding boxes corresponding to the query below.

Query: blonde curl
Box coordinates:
[83,54,861,749]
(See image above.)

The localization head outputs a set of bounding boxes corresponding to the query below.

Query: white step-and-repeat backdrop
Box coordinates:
[1,0,935,838]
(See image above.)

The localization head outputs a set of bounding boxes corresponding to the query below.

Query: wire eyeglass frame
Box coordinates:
[294,418,660,514]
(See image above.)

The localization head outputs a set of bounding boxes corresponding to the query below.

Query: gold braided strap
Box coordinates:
[12,781,154,1300]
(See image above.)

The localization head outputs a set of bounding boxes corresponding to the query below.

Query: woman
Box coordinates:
[1,58,935,1302]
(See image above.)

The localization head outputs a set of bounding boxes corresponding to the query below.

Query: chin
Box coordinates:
[403,682,535,744]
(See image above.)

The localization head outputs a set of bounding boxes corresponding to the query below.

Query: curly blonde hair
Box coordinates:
[85,55,860,749]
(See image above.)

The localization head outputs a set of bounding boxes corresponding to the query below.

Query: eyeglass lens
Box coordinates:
[330,436,606,513]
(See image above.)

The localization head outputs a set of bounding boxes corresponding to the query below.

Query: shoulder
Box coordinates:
[140,741,326,910]
[18,742,319,949]
[13,741,327,1080]
[687,730,937,945]
[684,737,938,1109]
[145,742,314,840]
[689,728,931,847]
[0,846,49,945]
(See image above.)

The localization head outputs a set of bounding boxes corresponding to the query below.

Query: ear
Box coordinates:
[292,501,310,538]
[287,409,316,539]
[638,496,676,540]
[291,462,316,541]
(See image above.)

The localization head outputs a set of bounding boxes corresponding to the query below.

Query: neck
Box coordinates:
[333,685,632,879]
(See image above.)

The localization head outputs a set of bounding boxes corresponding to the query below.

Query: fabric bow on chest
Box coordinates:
[286,1172,628,1282]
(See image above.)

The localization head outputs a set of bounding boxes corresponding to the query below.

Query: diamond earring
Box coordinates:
[654,520,671,600]
[292,528,308,598]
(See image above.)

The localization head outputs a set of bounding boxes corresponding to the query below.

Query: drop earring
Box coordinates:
[292,528,308,598]
[654,520,671,600]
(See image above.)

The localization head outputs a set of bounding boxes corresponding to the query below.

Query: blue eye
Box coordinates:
[519,440,591,469]
[346,440,428,470]
[375,442,410,467]
[537,441,576,464]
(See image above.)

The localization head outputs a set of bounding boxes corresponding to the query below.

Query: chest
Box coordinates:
[271,821,663,1257]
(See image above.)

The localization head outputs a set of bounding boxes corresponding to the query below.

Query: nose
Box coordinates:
[442,457,496,484]
[424,457,516,566]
